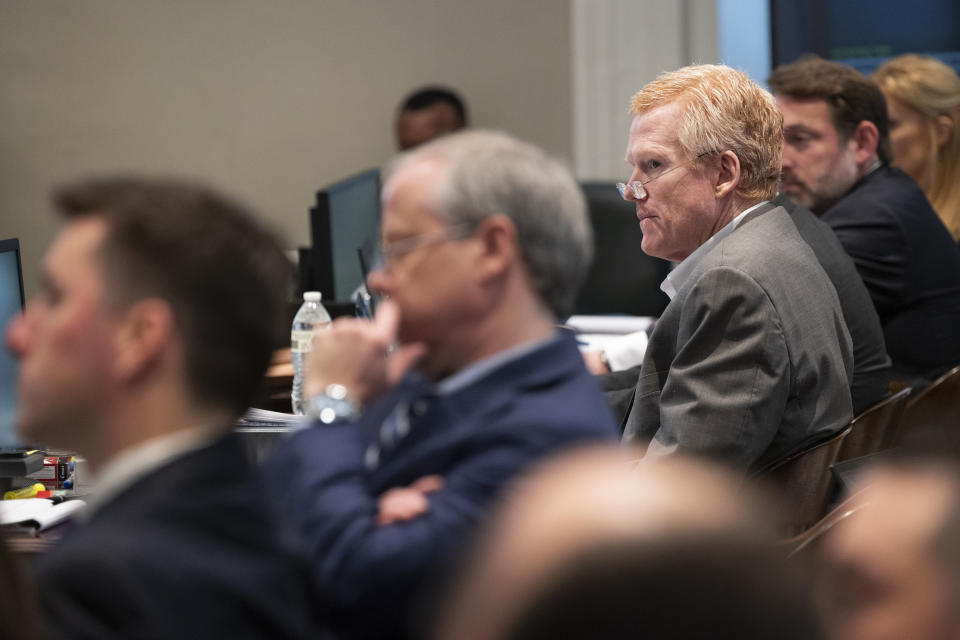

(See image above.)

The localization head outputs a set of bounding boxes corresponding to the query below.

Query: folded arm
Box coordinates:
[264,424,548,636]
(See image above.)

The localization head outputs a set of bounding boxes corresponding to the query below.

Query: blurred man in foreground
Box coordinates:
[265,130,618,639]
[5,178,320,639]
[818,448,960,640]
[436,447,822,640]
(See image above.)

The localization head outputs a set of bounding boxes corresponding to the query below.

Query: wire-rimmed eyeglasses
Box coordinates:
[616,151,716,201]
[371,222,477,271]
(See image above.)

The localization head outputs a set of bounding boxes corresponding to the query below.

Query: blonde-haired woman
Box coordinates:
[874,54,960,242]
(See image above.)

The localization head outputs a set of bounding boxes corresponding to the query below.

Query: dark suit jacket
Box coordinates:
[776,194,891,415]
[622,204,853,470]
[821,166,960,380]
[34,433,322,640]
[264,332,618,640]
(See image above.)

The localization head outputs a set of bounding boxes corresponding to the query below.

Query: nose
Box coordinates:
[5,308,30,358]
[780,145,794,170]
[622,169,647,202]
[366,267,390,297]
[631,185,649,202]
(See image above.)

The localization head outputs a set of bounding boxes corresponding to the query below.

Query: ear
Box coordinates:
[474,214,518,282]
[935,114,953,149]
[714,150,741,200]
[112,298,174,382]
[849,120,880,164]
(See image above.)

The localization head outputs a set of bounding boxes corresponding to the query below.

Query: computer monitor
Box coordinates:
[770,0,960,74]
[308,169,381,303]
[0,238,26,449]
[573,183,671,317]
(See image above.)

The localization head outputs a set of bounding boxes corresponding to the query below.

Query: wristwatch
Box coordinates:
[306,384,361,424]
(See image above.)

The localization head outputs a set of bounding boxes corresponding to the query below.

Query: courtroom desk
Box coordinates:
[251,349,294,413]
[269,347,294,374]
[242,349,302,462]
[4,529,60,556]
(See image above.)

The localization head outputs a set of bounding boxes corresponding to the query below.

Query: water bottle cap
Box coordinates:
[303,291,322,302]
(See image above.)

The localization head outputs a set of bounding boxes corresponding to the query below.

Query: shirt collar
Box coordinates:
[864,158,882,176]
[433,333,558,396]
[81,424,222,518]
[661,201,770,300]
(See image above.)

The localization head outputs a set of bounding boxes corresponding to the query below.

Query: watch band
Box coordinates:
[306,384,361,424]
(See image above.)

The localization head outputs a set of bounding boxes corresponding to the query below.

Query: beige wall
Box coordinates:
[0,1,572,296]
[572,0,718,180]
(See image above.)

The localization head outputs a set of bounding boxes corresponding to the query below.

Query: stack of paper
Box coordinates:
[238,408,308,427]
[0,498,86,535]
[565,315,656,335]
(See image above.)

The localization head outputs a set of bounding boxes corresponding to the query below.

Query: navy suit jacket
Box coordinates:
[264,332,618,639]
[34,433,323,640]
[821,166,960,380]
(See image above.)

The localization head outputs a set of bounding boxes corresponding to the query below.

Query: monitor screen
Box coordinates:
[573,183,671,317]
[771,0,960,74]
[0,239,25,449]
[309,169,381,302]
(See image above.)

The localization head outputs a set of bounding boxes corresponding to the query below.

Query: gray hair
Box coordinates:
[385,130,592,319]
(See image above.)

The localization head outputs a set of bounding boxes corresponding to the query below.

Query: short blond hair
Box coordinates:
[631,65,783,202]
[874,55,960,241]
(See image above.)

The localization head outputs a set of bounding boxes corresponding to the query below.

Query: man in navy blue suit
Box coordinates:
[770,57,960,383]
[265,130,618,640]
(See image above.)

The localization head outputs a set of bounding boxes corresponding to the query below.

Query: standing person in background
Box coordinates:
[395,86,469,151]
[873,54,960,243]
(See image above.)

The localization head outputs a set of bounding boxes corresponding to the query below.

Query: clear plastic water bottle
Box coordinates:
[291,291,332,415]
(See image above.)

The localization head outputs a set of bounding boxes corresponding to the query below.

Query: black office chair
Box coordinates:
[573,182,671,317]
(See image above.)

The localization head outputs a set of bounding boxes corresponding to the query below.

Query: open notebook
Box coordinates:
[0,498,86,535]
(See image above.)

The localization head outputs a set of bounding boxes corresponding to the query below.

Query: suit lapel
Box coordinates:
[370,334,584,485]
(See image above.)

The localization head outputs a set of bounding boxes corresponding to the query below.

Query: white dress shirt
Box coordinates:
[81,424,223,518]
[604,201,770,370]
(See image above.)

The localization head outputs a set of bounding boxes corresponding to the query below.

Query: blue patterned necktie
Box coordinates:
[365,389,436,470]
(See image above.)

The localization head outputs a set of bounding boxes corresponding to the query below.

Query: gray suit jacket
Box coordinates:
[776,194,891,415]
[622,204,854,470]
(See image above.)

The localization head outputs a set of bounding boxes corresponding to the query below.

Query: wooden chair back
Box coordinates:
[837,388,911,462]
[900,365,960,437]
[780,492,869,634]
[757,427,850,535]
[781,490,865,561]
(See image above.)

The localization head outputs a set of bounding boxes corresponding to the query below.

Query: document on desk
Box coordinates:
[565,315,656,335]
[238,408,308,428]
[566,315,656,371]
[0,497,86,535]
